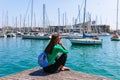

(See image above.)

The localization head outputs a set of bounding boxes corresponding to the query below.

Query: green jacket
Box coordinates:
[47,44,68,64]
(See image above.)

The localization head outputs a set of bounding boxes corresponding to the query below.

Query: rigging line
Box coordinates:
[45,10,50,26]
[76,0,85,24]
[80,0,85,12]
[23,0,31,27]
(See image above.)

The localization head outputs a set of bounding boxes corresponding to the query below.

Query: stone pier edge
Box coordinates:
[0,67,112,80]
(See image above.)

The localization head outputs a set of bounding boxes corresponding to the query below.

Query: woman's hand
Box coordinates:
[58,41,63,45]
[58,41,67,50]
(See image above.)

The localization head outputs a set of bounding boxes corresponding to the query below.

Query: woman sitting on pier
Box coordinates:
[39,34,70,73]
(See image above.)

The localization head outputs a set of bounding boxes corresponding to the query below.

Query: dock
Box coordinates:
[0,67,112,80]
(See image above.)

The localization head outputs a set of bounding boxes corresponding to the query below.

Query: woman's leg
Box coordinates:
[43,53,67,73]
[55,53,67,66]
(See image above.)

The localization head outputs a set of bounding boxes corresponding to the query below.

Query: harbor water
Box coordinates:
[0,36,120,80]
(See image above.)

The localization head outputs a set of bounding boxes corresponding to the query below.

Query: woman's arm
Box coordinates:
[58,41,67,50]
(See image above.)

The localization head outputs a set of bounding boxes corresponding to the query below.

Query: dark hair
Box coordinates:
[45,34,60,54]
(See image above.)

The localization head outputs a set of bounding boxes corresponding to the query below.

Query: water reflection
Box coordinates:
[70,44,102,50]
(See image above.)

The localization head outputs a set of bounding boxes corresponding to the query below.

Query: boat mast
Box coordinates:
[43,4,45,33]
[83,0,87,33]
[2,11,4,30]
[65,12,67,26]
[16,16,17,29]
[58,8,60,26]
[19,14,22,32]
[6,11,9,27]
[31,0,33,31]
[78,5,81,23]
[62,13,64,26]
[116,0,119,31]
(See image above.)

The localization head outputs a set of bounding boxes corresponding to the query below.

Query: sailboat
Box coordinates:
[22,2,51,40]
[69,0,102,45]
[111,0,120,41]
[69,32,102,45]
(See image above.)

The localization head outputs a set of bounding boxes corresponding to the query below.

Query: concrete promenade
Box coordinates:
[0,67,112,80]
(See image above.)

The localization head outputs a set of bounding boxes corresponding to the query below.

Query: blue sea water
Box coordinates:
[0,36,120,80]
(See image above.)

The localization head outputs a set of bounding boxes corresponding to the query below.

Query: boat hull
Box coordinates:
[70,38,102,45]
[22,35,51,40]
[111,38,120,41]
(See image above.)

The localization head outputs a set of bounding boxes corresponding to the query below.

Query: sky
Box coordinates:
[0,0,119,30]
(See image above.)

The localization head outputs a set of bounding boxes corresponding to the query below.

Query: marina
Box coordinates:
[0,36,120,80]
[0,0,120,80]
